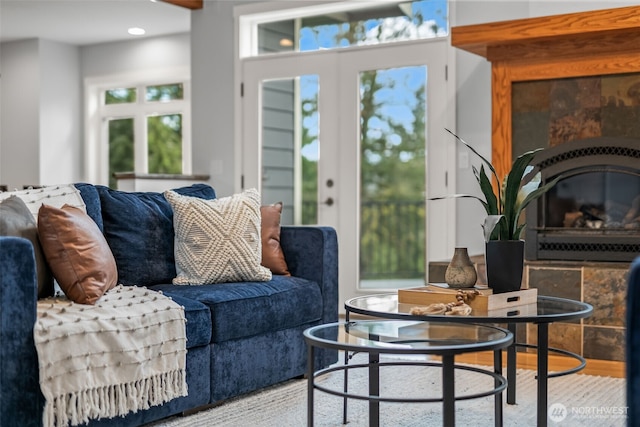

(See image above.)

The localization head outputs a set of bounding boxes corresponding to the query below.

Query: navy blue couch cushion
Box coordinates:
[150,275,323,343]
[163,294,212,348]
[95,184,216,286]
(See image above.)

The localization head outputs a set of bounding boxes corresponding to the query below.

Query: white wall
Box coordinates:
[0,40,40,190]
[451,1,529,255]
[191,2,254,198]
[39,39,81,186]
[81,33,190,77]
[0,39,80,189]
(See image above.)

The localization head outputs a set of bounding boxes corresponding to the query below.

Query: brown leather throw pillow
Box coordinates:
[38,204,118,304]
[260,202,290,276]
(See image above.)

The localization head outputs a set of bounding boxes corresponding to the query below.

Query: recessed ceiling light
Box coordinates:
[128,27,146,36]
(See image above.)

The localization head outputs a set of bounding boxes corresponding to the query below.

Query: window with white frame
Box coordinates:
[239,0,448,58]
[87,76,191,188]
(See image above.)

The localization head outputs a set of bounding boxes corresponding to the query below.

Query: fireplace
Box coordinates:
[525,137,640,262]
[450,6,640,363]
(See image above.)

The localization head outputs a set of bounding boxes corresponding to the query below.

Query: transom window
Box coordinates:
[245,0,448,57]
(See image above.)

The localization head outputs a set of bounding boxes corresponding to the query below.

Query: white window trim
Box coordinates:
[84,67,191,185]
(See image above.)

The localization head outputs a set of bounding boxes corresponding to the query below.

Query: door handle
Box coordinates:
[322,197,334,206]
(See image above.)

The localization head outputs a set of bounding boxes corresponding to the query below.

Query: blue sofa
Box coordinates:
[0,183,338,427]
[627,256,640,427]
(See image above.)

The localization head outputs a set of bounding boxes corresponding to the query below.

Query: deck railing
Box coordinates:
[302,199,425,280]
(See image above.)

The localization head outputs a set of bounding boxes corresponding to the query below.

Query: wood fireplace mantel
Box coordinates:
[451,6,640,180]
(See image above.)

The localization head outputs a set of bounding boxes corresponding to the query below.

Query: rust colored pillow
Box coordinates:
[38,204,117,304]
[260,202,290,276]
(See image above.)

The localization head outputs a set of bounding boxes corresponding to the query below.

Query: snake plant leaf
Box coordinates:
[432,129,559,241]
[478,164,498,215]
[512,175,563,238]
[502,149,544,240]
[483,215,504,242]
[429,193,490,213]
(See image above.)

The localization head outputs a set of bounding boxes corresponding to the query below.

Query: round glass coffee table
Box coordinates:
[345,294,593,427]
[304,320,513,427]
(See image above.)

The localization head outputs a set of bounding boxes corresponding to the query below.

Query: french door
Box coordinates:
[241,40,453,304]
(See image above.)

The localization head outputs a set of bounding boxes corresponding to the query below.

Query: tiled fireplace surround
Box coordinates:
[429,257,629,362]
[510,73,638,363]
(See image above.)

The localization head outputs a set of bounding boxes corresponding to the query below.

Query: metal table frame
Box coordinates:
[344,294,593,427]
[304,320,513,427]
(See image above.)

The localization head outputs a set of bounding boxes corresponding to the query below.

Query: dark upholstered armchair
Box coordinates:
[626,256,640,427]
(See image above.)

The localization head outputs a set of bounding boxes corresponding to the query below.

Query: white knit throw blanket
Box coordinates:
[34,285,188,427]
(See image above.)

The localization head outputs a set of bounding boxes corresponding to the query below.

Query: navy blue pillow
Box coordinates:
[96,184,216,286]
[74,183,103,232]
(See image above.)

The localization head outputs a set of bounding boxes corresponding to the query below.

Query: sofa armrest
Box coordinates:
[627,256,640,426]
[279,226,338,326]
[0,236,42,426]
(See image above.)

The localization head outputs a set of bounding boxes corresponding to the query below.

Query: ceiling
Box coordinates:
[0,0,191,46]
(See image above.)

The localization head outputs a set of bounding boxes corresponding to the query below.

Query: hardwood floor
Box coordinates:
[454,351,625,378]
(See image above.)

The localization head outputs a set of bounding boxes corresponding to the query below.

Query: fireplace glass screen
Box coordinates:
[546,170,640,231]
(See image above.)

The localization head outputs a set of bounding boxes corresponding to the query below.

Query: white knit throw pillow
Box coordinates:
[165,188,272,285]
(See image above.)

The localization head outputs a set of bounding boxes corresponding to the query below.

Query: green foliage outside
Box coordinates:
[146,84,184,102]
[147,115,182,175]
[106,88,136,104]
[108,118,134,188]
[359,68,426,279]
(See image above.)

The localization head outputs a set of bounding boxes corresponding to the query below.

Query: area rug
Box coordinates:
[147,354,626,427]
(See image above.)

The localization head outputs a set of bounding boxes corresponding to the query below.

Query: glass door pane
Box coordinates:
[147,114,183,174]
[261,75,319,225]
[108,118,134,188]
[359,66,426,289]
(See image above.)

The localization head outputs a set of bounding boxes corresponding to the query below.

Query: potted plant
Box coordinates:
[432,129,560,293]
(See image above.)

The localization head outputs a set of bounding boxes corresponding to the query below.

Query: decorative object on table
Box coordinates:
[410,288,479,315]
[444,247,477,289]
[410,303,472,316]
[399,284,537,312]
[485,239,525,294]
[430,129,560,293]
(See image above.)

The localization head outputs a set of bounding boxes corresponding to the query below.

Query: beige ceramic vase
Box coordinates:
[444,247,477,289]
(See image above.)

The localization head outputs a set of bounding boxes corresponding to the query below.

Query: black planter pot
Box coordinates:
[485,240,525,294]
